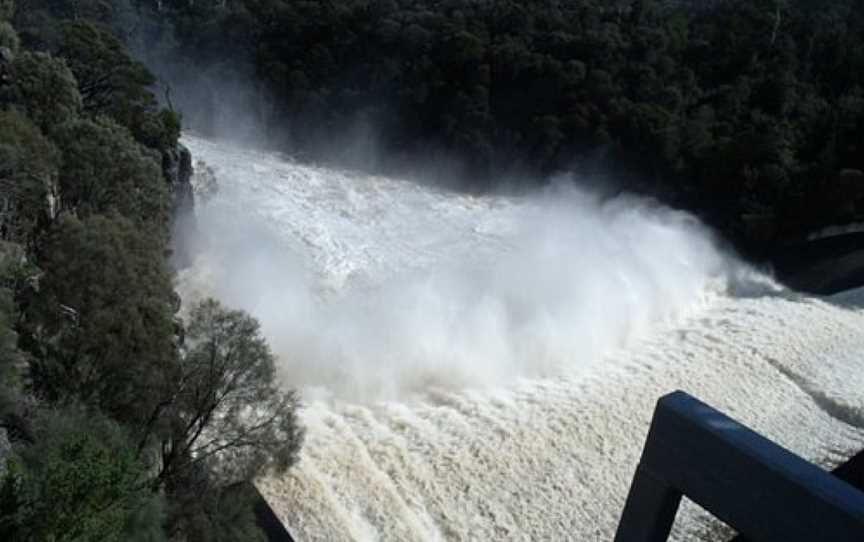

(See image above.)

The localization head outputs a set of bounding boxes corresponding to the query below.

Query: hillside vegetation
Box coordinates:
[0,2,303,540]
[116,0,864,244]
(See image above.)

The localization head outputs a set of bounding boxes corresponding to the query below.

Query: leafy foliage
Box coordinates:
[0,109,60,244]
[0,21,18,52]
[139,0,864,242]
[52,117,170,226]
[165,478,268,542]
[11,0,135,51]
[58,21,155,114]
[24,215,177,428]
[0,408,165,542]
[57,20,181,151]
[9,50,80,133]
[155,299,303,487]
[1,6,305,541]
[0,247,23,386]
[0,0,12,22]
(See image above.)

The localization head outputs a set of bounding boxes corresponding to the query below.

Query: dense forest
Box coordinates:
[48,0,863,246]
[0,1,303,540]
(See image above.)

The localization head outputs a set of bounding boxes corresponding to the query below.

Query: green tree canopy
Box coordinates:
[0,109,60,245]
[154,299,303,489]
[166,481,267,542]
[0,407,166,542]
[11,0,135,50]
[0,0,13,22]
[53,116,170,227]
[0,243,25,391]
[58,20,155,115]
[0,9,300,541]
[56,20,180,151]
[9,50,81,133]
[0,21,18,52]
[130,0,864,241]
[25,214,177,430]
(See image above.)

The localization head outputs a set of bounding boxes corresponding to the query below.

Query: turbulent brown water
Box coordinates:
[178,134,864,541]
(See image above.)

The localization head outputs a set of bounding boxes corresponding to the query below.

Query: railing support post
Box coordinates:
[614,391,864,542]
[614,464,682,542]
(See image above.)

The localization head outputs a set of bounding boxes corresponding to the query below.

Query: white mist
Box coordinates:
[177,136,736,402]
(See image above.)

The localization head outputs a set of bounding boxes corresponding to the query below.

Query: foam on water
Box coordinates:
[178,135,864,541]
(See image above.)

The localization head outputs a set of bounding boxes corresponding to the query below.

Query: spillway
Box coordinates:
[178,134,864,541]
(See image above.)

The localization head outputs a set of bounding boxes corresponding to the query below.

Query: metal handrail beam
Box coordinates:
[615,391,864,542]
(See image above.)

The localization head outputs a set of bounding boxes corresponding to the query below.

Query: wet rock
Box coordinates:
[163,142,196,268]
[163,142,195,215]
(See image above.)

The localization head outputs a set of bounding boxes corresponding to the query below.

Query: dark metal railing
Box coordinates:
[614,391,864,542]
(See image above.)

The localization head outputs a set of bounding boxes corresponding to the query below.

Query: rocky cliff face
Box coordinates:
[0,427,9,475]
[0,46,13,87]
[162,142,194,215]
[162,142,196,268]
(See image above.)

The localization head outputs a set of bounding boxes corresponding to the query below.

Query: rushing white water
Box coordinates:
[178,134,864,541]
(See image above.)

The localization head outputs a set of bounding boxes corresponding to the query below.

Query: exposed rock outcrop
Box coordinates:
[0,427,9,475]
[162,142,196,268]
[0,46,13,87]
[162,142,194,216]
